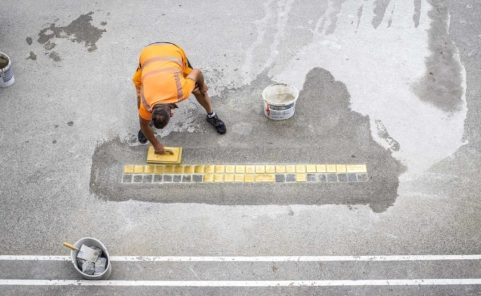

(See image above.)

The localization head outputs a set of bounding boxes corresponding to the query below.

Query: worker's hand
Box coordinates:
[153,143,167,155]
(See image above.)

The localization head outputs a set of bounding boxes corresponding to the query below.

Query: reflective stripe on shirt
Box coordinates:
[141,56,183,69]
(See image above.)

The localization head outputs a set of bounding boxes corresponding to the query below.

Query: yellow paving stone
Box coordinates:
[225,165,235,174]
[295,165,306,173]
[234,174,245,182]
[306,165,316,173]
[255,165,265,173]
[204,174,214,182]
[125,163,362,181]
[316,165,326,172]
[244,174,255,182]
[134,165,144,173]
[336,164,347,173]
[174,165,184,174]
[204,165,215,173]
[154,165,164,174]
[245,165,256,174]
[346,164,367,173]
[286,165,296,173]
[195,165,205,173]
[144,165,155,174]
[265,165,276,173]
[326,164,337,172]
[215,165,225,173]
[164,165,174,173]
[224,174,235,182]
[214,174,224,182]
[235,165,245,173]
[123,165,134,174]
[296,174,307,182]
[255,174,275,182]
[184,165,195,174]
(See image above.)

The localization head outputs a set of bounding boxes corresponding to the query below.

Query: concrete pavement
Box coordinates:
[1,0,481,294]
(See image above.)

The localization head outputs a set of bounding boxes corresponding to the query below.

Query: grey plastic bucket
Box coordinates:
[262,83,299,120]
[0,52,15,87]
[69,237,112,280]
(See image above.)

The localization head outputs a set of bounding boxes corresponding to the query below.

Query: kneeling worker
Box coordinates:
[132,42,226,154]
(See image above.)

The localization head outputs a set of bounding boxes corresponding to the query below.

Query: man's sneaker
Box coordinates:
[206,114,226,134]
[138,129,148,144]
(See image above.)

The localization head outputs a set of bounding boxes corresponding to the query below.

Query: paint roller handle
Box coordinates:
[63,242,79,251]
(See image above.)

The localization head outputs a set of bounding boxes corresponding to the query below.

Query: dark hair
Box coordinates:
[152,105,170,129]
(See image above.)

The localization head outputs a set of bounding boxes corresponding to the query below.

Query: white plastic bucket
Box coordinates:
[262,83,299,120]
[0,52,15,88]
[69,237,112,280]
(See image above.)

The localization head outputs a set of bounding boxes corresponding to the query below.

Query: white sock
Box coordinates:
[207,112,216,118]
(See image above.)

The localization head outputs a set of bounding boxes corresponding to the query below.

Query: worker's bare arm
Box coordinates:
[139,116,166,154]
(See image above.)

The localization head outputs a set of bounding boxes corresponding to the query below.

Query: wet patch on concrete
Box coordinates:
[409,0,481,202]
[375,120,400,152]
[44,41,56,50]
[90,68,404,212]
[447,0,481,147]
[37,11,106,57]
[325,0,344,35]
[356,4,364,32]
[25,37,32,45]
[26,51,37,61]
[387,4,395,28]
[412,0,464,112]
[48,51,61,62]
[372,0,392,29]
[413,0,422,28]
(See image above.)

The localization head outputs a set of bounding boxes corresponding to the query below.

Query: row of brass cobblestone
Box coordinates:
[122,164,368,184]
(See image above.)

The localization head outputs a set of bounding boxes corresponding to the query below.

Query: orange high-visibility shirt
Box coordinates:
[132,43,195,121]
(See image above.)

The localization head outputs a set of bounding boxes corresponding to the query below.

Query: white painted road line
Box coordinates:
[108,255,481,262]
[0,256,70,261]
[1,255,481,262]
[2,279,481,287]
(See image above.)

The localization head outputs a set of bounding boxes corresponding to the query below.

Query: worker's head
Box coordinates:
[152,104,171,129]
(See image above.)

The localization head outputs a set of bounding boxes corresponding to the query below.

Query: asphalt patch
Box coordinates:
[90,68,404,212]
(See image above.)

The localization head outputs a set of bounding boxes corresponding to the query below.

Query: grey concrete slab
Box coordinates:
[1,0,481,294]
